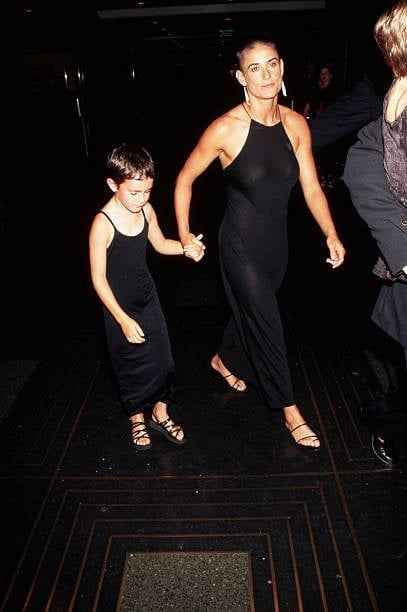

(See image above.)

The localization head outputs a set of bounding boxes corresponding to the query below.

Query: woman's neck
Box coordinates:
[242,99,280,126]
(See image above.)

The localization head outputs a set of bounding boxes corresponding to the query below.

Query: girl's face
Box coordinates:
[109,176,154,214]
[236,42,284,100]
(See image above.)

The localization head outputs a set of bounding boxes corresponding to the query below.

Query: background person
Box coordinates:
[303,62,340,119]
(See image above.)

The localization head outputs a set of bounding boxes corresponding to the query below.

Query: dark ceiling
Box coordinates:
[23,1,337,60]
[22,0,391,163]
[23,0,390,91]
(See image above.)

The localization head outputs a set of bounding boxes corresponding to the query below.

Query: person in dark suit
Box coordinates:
[309,25,391,188]
[342,0,407,466]
[309,1,407,466]
[310,73,383,153]
[343,117,407,466]
[309,72,382,191]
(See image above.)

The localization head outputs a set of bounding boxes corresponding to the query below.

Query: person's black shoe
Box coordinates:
[371,434,398,467]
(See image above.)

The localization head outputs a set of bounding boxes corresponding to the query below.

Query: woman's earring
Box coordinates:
[243,86,250,105]
[281,80,287,97]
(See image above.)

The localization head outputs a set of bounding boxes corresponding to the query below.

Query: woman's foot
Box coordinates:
[129,415,152,450]
[284,405,320,450]
[150,402,186,445]
[210,354,246,392]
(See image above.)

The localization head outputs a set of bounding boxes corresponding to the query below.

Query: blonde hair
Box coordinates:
[374,0,407,77]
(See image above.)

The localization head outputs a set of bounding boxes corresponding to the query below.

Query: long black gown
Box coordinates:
[99,210,175,416]
[217,110,300,410]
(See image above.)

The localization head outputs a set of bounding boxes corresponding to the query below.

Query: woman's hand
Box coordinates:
[121,316,145,343]
[326,235,346,268]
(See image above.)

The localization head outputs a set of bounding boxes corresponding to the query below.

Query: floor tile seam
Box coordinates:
[29,482,332,492]
[24,489,349,511]
[42,502,332,511]
[0,357,100,455]
[323,454,379,609]
[47,470,340,481]
[1,365,103,610]
[0,466,391,482]
[293,339,380,610]
[56,532,270,612]
[313,338,377,462]
[292,331,343,476]
[31,525,366,611]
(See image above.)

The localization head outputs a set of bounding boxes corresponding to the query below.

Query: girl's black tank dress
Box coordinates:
[99,209,175,416]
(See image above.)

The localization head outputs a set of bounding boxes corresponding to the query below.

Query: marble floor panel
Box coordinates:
[1,305,407,611]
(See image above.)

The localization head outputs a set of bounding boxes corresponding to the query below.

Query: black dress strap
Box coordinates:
[241,102,252,119]
[98,210,117,230]
[141,207,149,224]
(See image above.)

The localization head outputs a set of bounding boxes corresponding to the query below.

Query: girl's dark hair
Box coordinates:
[106,142,155,184]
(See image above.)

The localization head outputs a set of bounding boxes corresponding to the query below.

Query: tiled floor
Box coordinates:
[2,159,407,610]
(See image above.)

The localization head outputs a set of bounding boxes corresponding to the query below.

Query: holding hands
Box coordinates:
[183,233,206,262]
[119,232,206,345]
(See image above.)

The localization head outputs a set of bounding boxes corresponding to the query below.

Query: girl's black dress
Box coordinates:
[99,210,175,416]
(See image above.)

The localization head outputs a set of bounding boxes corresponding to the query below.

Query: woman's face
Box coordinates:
[236,42,283,101]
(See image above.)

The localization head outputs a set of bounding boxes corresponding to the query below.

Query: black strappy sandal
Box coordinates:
[149,416,186,445]
[211,369,246,392]
[130,420,152,451]
[286,422,321,451]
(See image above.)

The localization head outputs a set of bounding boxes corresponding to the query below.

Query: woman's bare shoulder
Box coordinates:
[280,105,310,151]
[208,104,249,135]
[280,105,308,129]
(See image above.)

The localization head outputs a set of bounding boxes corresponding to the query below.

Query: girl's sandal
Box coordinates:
[130,420,152,451]
[149,416,186,445]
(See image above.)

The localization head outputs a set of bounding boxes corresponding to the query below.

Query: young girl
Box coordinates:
[89,142,204,450]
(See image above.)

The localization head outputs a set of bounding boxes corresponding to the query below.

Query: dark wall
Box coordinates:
[23,1,391,170]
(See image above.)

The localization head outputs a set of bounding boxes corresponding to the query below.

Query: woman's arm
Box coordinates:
[288,112,346,267]
[174,119,224,246]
